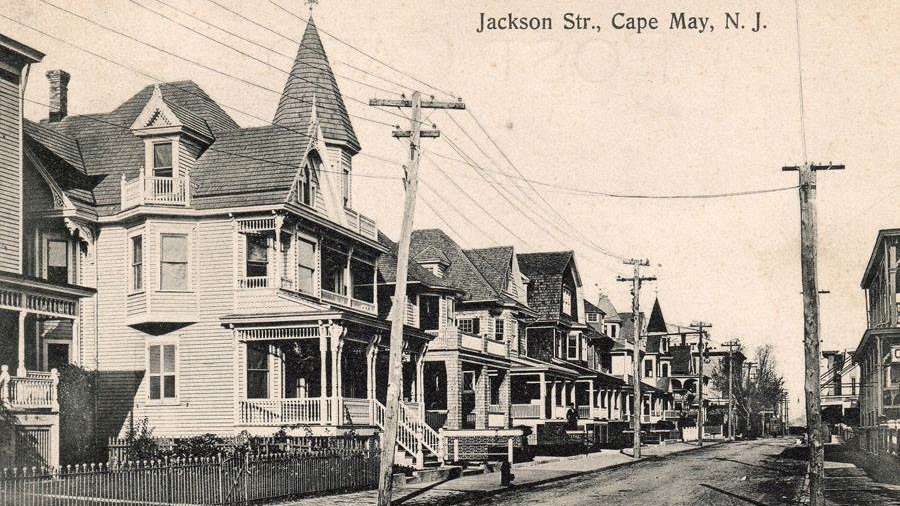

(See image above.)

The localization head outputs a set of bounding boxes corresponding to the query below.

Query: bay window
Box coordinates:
[148,343,177,401]
[160,234,189,291]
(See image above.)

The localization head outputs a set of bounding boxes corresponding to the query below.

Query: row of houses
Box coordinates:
[0,24,740,469]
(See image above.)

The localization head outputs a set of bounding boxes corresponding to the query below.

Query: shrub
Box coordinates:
[57,364,102,465]
[123,418,161,461]
[170,433,225,460]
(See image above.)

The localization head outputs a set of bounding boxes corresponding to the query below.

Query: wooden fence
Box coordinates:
[856,425,900,458]
[0,449,379,505]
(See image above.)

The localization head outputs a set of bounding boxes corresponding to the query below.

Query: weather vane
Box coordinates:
[306,0,318,12]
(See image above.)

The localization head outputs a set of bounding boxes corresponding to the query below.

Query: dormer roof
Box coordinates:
[130,85,214,143]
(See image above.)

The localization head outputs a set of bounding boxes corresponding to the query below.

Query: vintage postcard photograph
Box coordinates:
[0,1,897,504]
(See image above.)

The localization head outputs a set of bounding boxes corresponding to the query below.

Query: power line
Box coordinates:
[2,12,410,173]
[267,0,458,100]
[419,177,493,244]
[23,97,400,182]
[36,0,399,129]
[139,0,403,97]
[422,153,534,248]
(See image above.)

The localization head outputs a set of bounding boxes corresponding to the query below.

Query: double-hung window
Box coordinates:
[562,287,573,316]
[458,317,480,335]
[131,235,143,292]
[246,343,270,399]
[152,142,173,178]
[296,236,316,294]
[566,334,579,360]
[644,359,654,377]
[45,238,69,285]
[493,318,505,341]
[160,234,189,291]
[148,343,176,401]
[245,234,269,278]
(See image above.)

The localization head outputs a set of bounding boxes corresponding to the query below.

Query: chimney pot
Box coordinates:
[46,69,70,123]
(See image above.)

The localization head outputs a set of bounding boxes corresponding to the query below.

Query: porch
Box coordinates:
[422,353,512,431]
[0,272,92,468]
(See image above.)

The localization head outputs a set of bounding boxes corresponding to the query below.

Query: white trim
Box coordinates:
[127,226,146,295]
[145,336,180,406]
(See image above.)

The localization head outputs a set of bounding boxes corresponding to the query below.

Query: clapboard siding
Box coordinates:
[0,72,22,274]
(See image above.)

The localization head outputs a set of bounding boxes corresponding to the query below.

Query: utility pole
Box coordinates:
[690,321,711,446]
[783,162,843,506]
[744,361,756,437]
[371,92,465,506]
[722,339,741,441]
[617,258,655,459]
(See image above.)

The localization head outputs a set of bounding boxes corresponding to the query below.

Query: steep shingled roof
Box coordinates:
[35,81,239,215]
[517,251,575,320]
[375,232,457,291]
[595,293,621,323]
[272,17,359,153]
[646,298,667,333]
[465,246,513,295]
[409,229,499,301]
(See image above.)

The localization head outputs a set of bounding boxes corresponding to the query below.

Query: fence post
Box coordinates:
[217,453,224,505]
[242,455,249,504]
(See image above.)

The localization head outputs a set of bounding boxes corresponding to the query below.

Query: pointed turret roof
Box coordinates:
[273,17,360,153]
[647,298,667,333]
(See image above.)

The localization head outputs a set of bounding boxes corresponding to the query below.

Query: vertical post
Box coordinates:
[728,348,733,440]
[630,269,642,457]
[538,373,547,421]
[17,310,27,377]
[377,92,423,506]
[799,164,824,504]
[698,327,705,446]
[319,333,329,424]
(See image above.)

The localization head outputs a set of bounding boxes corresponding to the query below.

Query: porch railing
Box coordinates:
[0,366,59,411]
[578,405,591,419]
[510,403,542,419]
[321,289,377,315]
[237,398,332,426]
[343,208,378,241]
[663,410,680,420]
[237,276,269,289]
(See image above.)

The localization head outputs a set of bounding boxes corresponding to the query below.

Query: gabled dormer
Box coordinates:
[121,85,213,210]
[414,245,451,278]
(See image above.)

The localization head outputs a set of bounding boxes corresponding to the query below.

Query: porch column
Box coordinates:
[549,381,558,419]
[446,360,463,430]
[415,351,425,421]
[588,381,595,418]
[17,311,27,377]
[499,370,511,428]
[366,338,380,400]
[319,334,329,423]
[474,367,488,429]
[538,373,547,421]
[568,380,576,405]
[71,314,80,367]
[331,338,343,424]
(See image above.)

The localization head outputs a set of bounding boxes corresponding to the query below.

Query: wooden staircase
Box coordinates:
[373,399,443,469]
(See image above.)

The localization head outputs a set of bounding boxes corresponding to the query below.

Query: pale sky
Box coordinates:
[5,0,898,422]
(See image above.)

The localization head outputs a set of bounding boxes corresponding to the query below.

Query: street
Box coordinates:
[441,439,804,506]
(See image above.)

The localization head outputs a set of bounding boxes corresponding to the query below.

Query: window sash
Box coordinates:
[131,236,143,291]
[493,319,504,341]
[246,343,270,399]
[566,335,578,360]
[160,234,189,291]
[148,344,176,400]
[458,318,479,335]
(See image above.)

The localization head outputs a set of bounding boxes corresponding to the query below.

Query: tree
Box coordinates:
[748,344,785,413]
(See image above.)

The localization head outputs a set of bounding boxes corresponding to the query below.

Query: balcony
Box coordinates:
[457,332,510,358]
[121,174,188,210]
[321,289,376,315]
[0,367,59,411]
[343,208,378,241]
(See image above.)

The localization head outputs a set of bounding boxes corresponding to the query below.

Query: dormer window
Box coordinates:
[152,142,173,177]
[562,287,573,316]
[586,312,600,323]
[297,166,312,205]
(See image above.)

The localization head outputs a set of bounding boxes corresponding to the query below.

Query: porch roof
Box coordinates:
[220,308,433,342]
[509,355,578,379]
[0,271,94,319]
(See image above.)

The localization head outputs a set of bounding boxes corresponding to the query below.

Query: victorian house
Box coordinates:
[855,229,900,453]
[0,34,95,468]
[510,252,625,445]
[6,19,450,468]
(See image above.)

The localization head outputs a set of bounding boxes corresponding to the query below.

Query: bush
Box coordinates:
[123,418,161,461]
[170,433,226,460]
[57,364,102,465]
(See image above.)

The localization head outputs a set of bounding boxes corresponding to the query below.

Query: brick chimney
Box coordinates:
[46,69,70,122]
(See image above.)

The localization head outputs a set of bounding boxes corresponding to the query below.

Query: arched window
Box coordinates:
[296,153,319,206]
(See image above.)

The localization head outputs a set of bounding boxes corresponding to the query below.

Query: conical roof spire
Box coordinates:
[646,298,667,333]
[273,16,360,153]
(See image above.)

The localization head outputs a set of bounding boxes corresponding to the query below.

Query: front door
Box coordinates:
[462,370,476,428]
[43,340,70,370]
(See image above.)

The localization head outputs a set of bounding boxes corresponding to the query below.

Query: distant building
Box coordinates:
[854,229,900,452]
[820,349,859,427]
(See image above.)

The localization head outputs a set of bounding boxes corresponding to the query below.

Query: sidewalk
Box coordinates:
[283,441,724,505]
[822,460,900,505]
